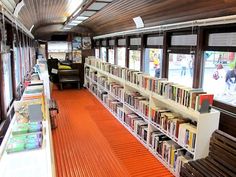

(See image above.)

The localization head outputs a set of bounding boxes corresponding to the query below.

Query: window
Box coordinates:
[95,48,100,58]
[100,47,107,61]
[117,47,126,67]
[168,53,194,87]
[2,53,14,111]
[13,44,21,87]
[129,50,141,70]
[108,49,114,64]
[144,48,163,77]
[203,51,236,106]
[48,41,70,61]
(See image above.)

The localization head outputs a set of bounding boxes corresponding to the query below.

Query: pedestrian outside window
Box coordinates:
[203,51,236,106]
[144,48,162,77]
[168,53,194,87]
[129,50,141,71]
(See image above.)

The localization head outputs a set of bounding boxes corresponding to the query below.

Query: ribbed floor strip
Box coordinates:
[52,88,174,177]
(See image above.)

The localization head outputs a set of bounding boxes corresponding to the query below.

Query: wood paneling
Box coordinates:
[83,0,236,35]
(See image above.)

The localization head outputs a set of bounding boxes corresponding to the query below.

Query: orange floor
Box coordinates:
[52,88,174,177]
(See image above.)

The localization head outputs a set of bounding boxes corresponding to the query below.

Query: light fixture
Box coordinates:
[80,11,96,17]
[14,0,25,17]
[133,16,144,28]
[72,8,82,17]
[87,2,108,10]
[68,21,83,26]
[76,16,89,21]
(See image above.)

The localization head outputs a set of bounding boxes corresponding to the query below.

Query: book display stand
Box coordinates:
[84,56,220,176]
[0,61,56,177]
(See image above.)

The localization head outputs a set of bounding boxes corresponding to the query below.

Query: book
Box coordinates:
[6,132,43,153]
[12,122,42,135]
[196,94,214,113]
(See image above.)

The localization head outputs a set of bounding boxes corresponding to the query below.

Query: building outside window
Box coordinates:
[129,50,141,70]
[117,47,126,67]
[100,47,107,61]
[2,53,14,110]
[168,53,194,87]
[95,48,99,59]
[144,48,163,77]
[203,51,236,106]
[108,49,114,64]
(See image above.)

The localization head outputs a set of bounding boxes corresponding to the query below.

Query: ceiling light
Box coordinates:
[76,16,89,21]
[68,21,83,26]
[72,7,82,17]
[67,0,83,15]
[71,20,83,24]
[87,2,108,10]
[80,11,96,17]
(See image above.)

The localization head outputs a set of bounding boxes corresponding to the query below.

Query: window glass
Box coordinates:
[100,47,107,61]
[203,51,236,106]
[20,46,25,80]
[14,45,21,86]
[144,48,163,77]
[129,50,141,71]
[168,53,194,87]
[3,53,13,109]
[108,49,114,64]
[95,48,99,59]
[48,41,69,60]
[117,47,126,67]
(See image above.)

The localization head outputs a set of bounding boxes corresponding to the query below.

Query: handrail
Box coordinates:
[0,1,34,38]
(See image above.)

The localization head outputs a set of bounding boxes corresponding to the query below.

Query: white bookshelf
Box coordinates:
[84,57,220,177]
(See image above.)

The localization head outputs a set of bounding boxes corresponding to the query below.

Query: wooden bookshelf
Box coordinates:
[84,56,220,177]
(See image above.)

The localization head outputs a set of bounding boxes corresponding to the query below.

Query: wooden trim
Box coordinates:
[140,34,145,72]
[114,37,118,65]
[194,27,204,88]
[125,36,129,68]
[162,31,169,78]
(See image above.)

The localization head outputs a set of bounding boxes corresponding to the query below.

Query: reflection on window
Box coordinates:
[203,51,236,106]
[3,53,13,109]
[108,49,114,64]
[117,47,126,67]
[100,47,107,61]
[129,50,141,71]
[168,53,194,87]
[14,46,21,86]
[144,48,163,77]
[95,48,99,59]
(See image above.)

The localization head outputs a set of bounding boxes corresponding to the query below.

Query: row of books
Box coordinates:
[89,71,98,82]
[150,106,197,152]
[85,57,214,113]
[124,91,149,118]
[110,82,124,101]
[124,113,148,142]
[150,130,193,173]
[97,75,109,89]
[6,121,43,154]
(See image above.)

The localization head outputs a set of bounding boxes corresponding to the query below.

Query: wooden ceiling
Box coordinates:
[83,0,236,35]
[3,0,236,39]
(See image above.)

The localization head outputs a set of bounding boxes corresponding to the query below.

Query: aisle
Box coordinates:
[52,88,173,177]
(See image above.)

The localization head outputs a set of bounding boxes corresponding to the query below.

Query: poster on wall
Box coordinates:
[72,50,82,63]
[82,37,91,49]
[72,36,82,50]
